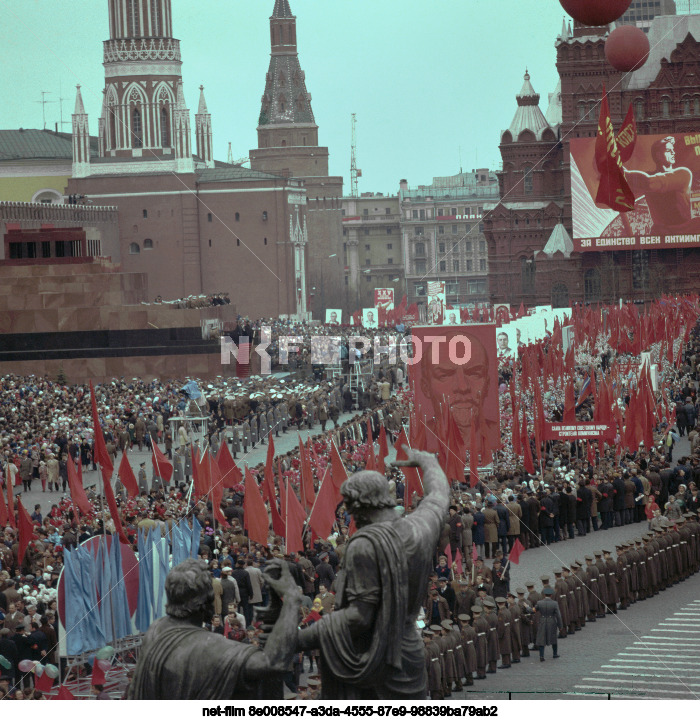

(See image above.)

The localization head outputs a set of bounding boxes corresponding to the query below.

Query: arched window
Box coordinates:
[694,96,700,115]
[683,96,692,116]
[143,238,153,249]
[521,257,536,294]
[523,166,533,195]
[634,98,644,121]
[662,97,670,118]
[584,268,601,303]
[414,242,425,256]
[129,242,140,254]
[551,282,569,308]
[132,107,143,148]
[160,106,170,147]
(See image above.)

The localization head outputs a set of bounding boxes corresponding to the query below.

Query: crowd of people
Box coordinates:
[2,304,700,699]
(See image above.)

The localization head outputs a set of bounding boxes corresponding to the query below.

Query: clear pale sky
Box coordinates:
[0,0,567,194]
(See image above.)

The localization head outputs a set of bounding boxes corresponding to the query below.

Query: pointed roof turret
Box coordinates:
[273,0,293,17]
[507,70,550,140]
[559,16,570,40]
[198,85,209,114]
[542,223,574,257]
[258,0,315,127]
[74,84,86,115]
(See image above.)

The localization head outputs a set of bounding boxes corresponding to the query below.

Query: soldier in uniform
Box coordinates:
[535,586,563,661]
[634,538,649,600]
[552,569,569,638]
[470,605,488,680]
[594,551,609,612]
[280,399,289,433]
[249,412,259,449]
[515,588,532,656]
[525,581,542,648]
[241,418,251,454]
[483,598,499,674]
[445,620,466,692]
[230,424,241,459]
[602,549,619,613]
[258,409,268,446]
[506,592,522,663]
[266,405,276,442]
[457,614,477,684]
[495,597,512,669]
[583,556,602,621]
[615,544,630,610]
[561,566,579,632]
[570,561,587,627]
[430,624,453,697]
[138,461,148,495]
[423,630,443,700]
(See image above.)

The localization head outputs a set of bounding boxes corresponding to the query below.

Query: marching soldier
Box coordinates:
[258,408,269,445]
[561,566,579,632]
[570,561,587,627]
[515,588,533,657]
[602,549,619,613]
[457,614,477,684]
[495,597,512,669]
[584,556,603,621]
[594,551,609,610]
[506,592,522,663]
[525,580,542,647]
[552,569,569,638]
[267,405,276,441]
[615,544,630,610]
[249,412,259,448]
[471,605,488,680]
[230,424,241,459]
[483,598,500,674]
[423,630,443,700]
[446,620,467,692]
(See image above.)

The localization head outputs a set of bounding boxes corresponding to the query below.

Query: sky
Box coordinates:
[0,0,569,194]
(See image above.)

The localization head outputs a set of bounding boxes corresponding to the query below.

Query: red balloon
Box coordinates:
[559,0,632,26]
[605,25,650,72]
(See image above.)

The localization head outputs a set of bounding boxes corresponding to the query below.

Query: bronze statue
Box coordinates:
[297,447,449,699]
[128,558,301,699]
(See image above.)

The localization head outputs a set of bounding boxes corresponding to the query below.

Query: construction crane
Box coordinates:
[350,113,361,197]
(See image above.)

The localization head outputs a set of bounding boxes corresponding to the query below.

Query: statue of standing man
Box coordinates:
[297,447,449,699]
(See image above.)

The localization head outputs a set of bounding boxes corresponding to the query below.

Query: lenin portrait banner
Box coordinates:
[410,324,500,462]
[571,132,700,251]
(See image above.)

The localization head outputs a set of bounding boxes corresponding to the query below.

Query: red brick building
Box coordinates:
[67,0,310,318]
[484,15,700,306]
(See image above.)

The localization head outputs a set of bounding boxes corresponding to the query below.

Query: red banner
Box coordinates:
[410,324,500,461]
[572,129,700,251]
[374,288,394,308]
[544,422,615,441]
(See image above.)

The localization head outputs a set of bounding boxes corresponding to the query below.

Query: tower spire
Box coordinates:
[273,0,293,17]
[195,85,214,168]
[72,84,90,178]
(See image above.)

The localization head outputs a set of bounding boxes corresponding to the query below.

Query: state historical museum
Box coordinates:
[483,15,700,307]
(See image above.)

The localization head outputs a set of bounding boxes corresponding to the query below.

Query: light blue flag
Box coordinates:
[171,521,185,568]
[77,545,106,650]
[110,537,133,639]
[63,548,90,655]
[96,538,114,644]
[190,516,202,559]
[135,528,153,633]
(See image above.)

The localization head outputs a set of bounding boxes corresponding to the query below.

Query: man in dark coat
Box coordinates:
[483,599,500,674]
[517,494,530,550]
[526,492,540,548]
[448,506,463,560]
[495,500,510,555]
[470,606,488,680]
[564,486,577,540]
[535,587,563,661]
[576,481,591,537]
[598,478,614,530]
[539,492,554,545]
[495,598,512,669]
[612,474,626,527]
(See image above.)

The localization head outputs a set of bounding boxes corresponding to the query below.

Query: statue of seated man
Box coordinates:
[128,558,301,699]
[297,447,449,699]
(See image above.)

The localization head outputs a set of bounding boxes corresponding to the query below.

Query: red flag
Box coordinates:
[0,479,7,528]
[89,381,114,474]
[102,471,129,544]
[330,440,348,502]
[564,382,576,423]
[208,455,229,528]
[5,466,15,528]
[284,478,306,554]
[152,443,173,484]
[521,410,535,475]
[594,87,634,212]
[216,442,238,488]
[67,455,91,516]
[117,450,139,498]
[271,461,286,538]
[55,685,76,700]
[396,429,423,506]
[365,419,376,471]
[508,538,525,565]
[299,437,315,510]
[617,102,637,163]
[454,548,463,576]
[377,425,389,476]
[243,466,269,546]
[308,468,339,540]
[263,437,276,504]
[191,444,202,498]
[17,499,35,567]
[512,400,522,457]
[34,671,55,693]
